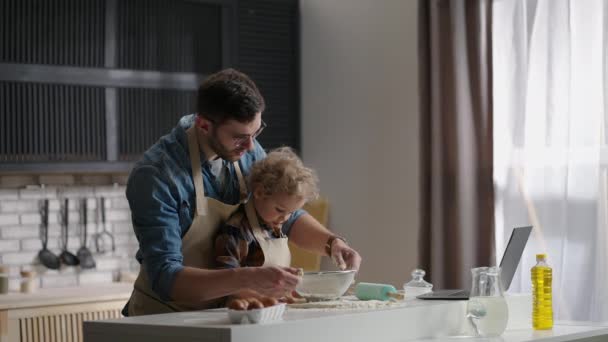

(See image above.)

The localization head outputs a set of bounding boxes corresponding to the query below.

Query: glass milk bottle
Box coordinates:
[466,266,509,337]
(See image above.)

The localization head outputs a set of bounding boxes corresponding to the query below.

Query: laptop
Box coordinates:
[417,226,532,300]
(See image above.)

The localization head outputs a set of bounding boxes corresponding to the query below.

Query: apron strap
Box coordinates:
[233,162,248,202]
[245,200,269,242]
[244,198,291,267]
[186,126,207,217]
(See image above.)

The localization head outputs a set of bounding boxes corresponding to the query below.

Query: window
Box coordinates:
[493,0,608,322]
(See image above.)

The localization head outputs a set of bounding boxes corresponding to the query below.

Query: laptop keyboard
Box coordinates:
[424,289,469,297]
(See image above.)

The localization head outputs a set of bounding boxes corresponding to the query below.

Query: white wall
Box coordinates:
[0,180,138,291]
[300,0,420,286]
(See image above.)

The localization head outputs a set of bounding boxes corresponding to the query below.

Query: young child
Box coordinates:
[213,146,319,270]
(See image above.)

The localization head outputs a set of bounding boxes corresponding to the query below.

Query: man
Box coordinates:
[125,68,361,315]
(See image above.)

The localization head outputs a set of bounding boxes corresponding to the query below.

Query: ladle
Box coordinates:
[58,198,79,266]
[76,199,96,269]
[37,199,60,270]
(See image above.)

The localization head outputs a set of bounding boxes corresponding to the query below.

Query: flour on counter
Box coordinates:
[287,296,405,311]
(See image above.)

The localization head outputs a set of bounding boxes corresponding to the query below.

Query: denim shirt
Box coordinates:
[126,114,305,301]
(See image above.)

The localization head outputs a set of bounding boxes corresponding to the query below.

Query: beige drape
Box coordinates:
[418,0,495,289]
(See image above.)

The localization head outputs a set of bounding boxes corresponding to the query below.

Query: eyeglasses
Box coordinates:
[204,116,267,147]
[233,120,267,147]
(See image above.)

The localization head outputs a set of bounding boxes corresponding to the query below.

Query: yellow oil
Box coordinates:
[531,257,553,330]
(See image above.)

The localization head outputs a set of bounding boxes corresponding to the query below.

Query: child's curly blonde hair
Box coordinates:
[248,147,319,202]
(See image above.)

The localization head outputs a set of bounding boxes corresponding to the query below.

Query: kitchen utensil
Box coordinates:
[355,282,404,301]
[37,199,60,270]
[76,199,96,269]
[295,270,356,301]
[58,198,79,266]
[94,197,115,253]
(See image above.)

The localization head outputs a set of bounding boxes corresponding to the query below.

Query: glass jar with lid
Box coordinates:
[403,268,433,299]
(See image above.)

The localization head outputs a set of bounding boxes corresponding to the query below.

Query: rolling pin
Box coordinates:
[355,282,405,301]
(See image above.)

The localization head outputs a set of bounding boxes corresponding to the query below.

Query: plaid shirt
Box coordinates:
[214,204,287,268]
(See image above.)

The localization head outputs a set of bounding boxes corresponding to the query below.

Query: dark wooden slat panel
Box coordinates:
[0,0,105,67]
[236,0,300,151]
[17,83,24,161]
[41,84,49,159]
[117,88,196,161]
[0,83,5,160]
[0,82,106,162]
[0,0,298,172]
[116,0,222,73]
[31,82,38,160]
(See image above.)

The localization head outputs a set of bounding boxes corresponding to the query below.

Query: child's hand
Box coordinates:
[330,240,362,271]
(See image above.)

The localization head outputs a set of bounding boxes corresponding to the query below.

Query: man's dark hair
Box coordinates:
[197,68,265,124]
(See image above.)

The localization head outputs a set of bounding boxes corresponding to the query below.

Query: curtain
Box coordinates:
[493,0,608,322]
[419,0,495,289]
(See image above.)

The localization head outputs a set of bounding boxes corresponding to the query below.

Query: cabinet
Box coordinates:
[0,284,131,342]
[0,0,300,173]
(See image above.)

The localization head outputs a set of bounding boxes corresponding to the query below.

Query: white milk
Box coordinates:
[467,296,509,337]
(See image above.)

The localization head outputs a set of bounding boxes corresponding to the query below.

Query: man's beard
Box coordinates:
[208,128,245,162]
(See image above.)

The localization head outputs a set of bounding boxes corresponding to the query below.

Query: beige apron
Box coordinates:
[244,199,291,267]
[127,126,290,316]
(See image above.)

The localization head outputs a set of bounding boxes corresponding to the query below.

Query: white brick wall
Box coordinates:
[0,190,19,200]
[0,214,20,226]
[79,271,114,285]
[112,222,134,234]
[0,240,20,252]
[95,257,123,271]
[105,210,131,222]
[2,252,37,265]
[109,197,130,209]
[0,200,39,213]
[19,187,58,199]
[0,183,140,291]
[0,225,40,239]
[20,238,47,252]
[41,274,78,288]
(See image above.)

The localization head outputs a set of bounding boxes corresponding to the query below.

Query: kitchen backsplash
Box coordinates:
[0,174,139,291]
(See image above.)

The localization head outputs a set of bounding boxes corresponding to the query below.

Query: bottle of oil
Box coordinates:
[531,253,553,329]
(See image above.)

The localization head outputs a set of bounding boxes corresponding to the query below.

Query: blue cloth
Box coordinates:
[126,114,305,301]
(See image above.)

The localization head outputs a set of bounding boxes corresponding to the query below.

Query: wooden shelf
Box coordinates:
[0,283,132,311]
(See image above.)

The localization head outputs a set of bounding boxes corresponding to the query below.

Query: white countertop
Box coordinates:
[82,294,608,342]
[420,323,608,342]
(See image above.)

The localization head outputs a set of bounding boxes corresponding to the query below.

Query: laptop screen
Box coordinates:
[499,226,532,291]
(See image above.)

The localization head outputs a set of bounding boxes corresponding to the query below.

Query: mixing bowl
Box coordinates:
[295,270,356,301]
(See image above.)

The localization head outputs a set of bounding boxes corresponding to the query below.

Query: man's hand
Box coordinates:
[331,239,362,271]
[242,266,302,298]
